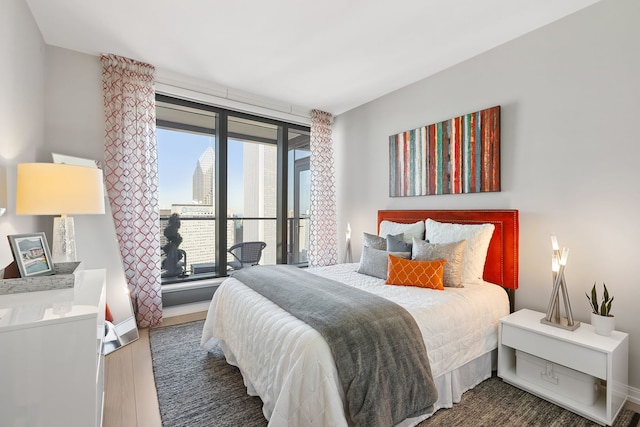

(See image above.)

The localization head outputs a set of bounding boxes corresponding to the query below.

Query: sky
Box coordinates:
[157,128,310,216]
[157,128,243,212]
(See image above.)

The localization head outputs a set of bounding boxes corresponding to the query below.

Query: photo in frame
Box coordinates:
[7,233,55,278]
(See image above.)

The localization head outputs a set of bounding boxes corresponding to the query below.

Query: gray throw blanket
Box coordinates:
[232,265,438,427]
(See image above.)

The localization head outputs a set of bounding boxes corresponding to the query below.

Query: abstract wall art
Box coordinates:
[389,105,500,197]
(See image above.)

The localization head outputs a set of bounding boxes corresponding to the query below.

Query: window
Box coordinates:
[288,130,311,264]
[156,95,310,285]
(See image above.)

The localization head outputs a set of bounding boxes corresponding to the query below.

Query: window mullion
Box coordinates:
[276,126,287,264]
[215,111,228,274]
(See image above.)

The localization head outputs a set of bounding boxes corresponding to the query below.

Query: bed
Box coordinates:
[201,209,519,426]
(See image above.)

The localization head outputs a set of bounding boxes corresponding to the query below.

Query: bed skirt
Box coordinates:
[217,337,495,427]
[397,350,495,426]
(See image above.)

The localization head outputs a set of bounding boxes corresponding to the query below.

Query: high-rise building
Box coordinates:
[160,204,237,273]
[242,143,277,264]
[161,142,278,275]
[192,145,214,205]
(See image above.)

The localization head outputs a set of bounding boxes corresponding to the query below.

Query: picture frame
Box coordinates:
[389,105,500,197]
[7,233,55,278]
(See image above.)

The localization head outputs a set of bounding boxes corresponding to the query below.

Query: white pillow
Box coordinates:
[425,218,495,284]
[379,220,425,244]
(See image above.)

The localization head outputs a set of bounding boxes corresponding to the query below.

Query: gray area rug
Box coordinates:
[150,320,639,427]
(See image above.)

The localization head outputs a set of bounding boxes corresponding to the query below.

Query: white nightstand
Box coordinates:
[498,309,628,426]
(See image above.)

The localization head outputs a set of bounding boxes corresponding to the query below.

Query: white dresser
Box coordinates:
[0,269,106,427]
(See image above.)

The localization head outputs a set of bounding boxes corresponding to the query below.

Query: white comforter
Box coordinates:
[201,263,509,426]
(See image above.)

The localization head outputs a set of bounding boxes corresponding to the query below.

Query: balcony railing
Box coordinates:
[160,215,309,285]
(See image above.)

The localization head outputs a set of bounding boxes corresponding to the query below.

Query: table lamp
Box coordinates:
[344,222,352,263]
[16,163,106,263]
[541,234,580,331]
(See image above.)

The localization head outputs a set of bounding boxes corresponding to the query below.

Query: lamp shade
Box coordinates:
[16,163,105,215]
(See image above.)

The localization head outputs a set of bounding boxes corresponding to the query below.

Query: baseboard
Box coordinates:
[628,384,640,406]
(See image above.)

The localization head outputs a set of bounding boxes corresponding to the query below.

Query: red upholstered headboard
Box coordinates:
[378,210,519,295]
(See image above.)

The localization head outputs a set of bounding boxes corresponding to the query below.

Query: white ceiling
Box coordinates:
[26,0,601,116]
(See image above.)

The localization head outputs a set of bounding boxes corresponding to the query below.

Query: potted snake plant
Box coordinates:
[585,282,615,336]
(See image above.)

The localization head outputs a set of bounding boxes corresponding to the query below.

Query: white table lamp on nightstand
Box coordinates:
[16,163,105,263]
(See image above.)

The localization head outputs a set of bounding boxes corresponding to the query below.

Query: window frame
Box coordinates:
[156,94,310,284]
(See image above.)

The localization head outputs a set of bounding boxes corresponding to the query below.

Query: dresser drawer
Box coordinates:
[501,323,607,379]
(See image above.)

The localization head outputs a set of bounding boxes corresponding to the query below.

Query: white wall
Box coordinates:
[42,46,134,323]
[334,0,640,390]
[0,0,47,266]
[44,47,104,161]
[0,0,132,323]
[0,1,132,323]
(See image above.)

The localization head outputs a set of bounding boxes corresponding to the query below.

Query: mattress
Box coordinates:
[201,262,510,426]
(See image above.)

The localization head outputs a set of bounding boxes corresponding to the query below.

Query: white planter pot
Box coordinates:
[591,313,615,336]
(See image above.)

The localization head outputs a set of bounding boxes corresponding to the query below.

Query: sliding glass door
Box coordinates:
[289,130,310,265]
[156,95,310,284]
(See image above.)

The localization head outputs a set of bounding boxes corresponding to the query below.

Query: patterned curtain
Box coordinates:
[101,54,162,327]
[308,109,338,267]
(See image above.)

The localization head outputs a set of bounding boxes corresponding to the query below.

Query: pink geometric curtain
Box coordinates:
[308,109,338,267]
[101,54,162,327]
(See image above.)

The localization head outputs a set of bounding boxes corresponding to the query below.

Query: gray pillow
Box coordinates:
[363,232,403,250]
[357,246,410,279]
[412,238,466,288]
[363,232,387,250]
[386,234,412,253]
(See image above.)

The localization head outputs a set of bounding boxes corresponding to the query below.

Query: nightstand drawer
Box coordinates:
[501,324,607,379]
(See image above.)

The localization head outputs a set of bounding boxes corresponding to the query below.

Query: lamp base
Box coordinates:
[540,316,581,331]
[52,216,77,263]
[344,240,352,263]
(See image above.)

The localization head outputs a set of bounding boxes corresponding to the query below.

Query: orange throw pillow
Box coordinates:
[386,254,445,290]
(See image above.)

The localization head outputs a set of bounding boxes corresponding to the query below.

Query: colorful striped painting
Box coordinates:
[389,106,500,197]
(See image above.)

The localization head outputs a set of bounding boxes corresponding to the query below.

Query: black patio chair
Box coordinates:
[227,241,267,270]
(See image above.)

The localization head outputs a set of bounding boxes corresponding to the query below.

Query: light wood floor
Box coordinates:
[103,311,640,426]
[103,311,207,427]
